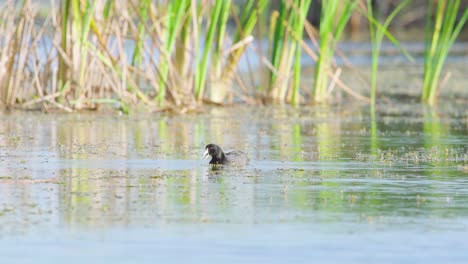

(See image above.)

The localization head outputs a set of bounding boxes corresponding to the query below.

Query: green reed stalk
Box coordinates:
[370,109,378,156]
[367,0,409,112]
[57,0,70,99]
[268,0,311,104]
[313,0,357,102]
[157,0,189,106]
[174,2,192,78]
[268,1,287,97]
[212,0,231,74]
[171,2,193,106]
[423,0,467,105]
[291,0,311,105]
[103,0,113,19]
[79,1,96,102]
[194,1,225,100]
[270,0,295,101]
[210,0,267,103]
[208,0,231,103]
[227,0,267,76]
[132,0,150,67]
[67,0,96,108]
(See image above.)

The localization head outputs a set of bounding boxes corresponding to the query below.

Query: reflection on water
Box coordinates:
[0,103,467,262]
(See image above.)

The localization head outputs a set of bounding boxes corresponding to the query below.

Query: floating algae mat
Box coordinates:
[0,103,467,263]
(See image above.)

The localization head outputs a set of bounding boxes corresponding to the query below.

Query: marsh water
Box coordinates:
[0,100,467,263]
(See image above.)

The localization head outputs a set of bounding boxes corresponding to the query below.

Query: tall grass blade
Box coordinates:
[194,1,224,100]
[366,0,410,111]
[313,0,357,102]
[210,0,267,103]
[132,0,150,67]
[268,0,311,104]
[157,0,190,106]
[208,0,231,103]
[291,0,311,105]
[423,0,468,105]
[57,0,70,101]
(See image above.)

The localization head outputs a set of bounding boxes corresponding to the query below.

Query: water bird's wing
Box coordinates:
[225,150,250,165]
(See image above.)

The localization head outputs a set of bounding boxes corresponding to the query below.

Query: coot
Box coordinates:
[203,144,249,166]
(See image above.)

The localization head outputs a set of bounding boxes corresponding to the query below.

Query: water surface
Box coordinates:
[0,103,467,263]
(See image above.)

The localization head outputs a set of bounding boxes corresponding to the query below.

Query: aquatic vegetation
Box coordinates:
[422,0,468,105]
[356,147,468,165]
[364,0,412,159]
[194,0,230,102]
[0,2,36,108]
[157,0,190,106]
[0,1,269,111]
[0,1,466,113]
[365,0,412,111]
[312,0,358,102]
[209,0,267,103]
[195,0,268,103]
[267,0,311,104]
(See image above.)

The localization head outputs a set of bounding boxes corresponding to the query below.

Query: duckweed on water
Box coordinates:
[458,165,468,172]
[356,147,467,164]
[0,106,466,262]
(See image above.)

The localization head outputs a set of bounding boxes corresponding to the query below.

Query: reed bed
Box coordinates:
[0,0,266,112]
[0,0,465,113]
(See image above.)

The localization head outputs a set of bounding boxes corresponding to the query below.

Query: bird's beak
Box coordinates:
[202,149,209,160]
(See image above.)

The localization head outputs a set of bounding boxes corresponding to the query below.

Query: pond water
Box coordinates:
[0,102,467,263]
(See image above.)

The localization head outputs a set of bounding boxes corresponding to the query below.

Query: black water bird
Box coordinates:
[203,144,249,166]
